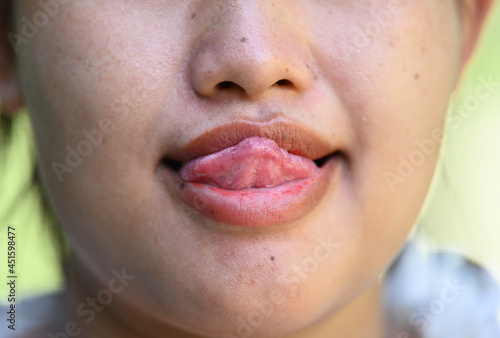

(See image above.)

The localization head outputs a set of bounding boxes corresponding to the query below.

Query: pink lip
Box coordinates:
[161,119,341,227]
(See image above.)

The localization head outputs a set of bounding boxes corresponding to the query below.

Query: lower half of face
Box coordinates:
[16,0,461,336]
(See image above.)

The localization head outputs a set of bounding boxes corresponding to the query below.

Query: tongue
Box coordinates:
[179,137,319,190]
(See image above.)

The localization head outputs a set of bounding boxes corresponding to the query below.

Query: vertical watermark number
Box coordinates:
[6,226,17,331]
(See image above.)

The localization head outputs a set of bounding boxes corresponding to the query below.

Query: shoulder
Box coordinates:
[0,291,67,338]
[384,241,500,338]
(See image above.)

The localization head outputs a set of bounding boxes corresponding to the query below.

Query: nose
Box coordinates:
[189,2,313,101]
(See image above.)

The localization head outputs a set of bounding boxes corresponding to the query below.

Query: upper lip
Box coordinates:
[164,118,336,163]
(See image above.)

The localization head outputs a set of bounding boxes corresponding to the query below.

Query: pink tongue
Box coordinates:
[179,137,319,190]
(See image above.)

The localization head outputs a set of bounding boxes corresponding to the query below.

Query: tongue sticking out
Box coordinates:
[179,137,319,190]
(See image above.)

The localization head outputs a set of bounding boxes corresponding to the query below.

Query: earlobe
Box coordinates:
[0,6,24,116]
[458,0,494,69]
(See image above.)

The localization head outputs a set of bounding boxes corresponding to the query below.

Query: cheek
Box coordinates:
[311,2,460,200]
[304,2,462,266]
[14,3,193,266]
[18,1,190,159]
[360,6,460,206]
[16,3,189,201]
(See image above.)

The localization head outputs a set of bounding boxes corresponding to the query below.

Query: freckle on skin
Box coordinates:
[271,256,275,261]
[191,12,196,19]
[180,182,185,190]
[415,73,420,80]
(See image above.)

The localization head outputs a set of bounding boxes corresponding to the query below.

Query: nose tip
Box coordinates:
[188,6,313,101]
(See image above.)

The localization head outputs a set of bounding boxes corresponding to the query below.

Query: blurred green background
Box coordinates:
[1,4,500,299]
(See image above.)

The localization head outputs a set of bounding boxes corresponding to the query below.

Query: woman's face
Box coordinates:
[14,0,466,336]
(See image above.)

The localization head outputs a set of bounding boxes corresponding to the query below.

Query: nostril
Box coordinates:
[276,79,292,86]
[217,81,236,90]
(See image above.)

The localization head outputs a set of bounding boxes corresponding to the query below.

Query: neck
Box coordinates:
[60,258,384,338]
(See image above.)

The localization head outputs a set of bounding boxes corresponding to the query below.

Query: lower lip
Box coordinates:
[161,156,340,227]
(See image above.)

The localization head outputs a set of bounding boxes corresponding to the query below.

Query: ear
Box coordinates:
[0,4,23,116]
[458,0,495,69]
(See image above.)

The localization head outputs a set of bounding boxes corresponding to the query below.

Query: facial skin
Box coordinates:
[0,0,492,337]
